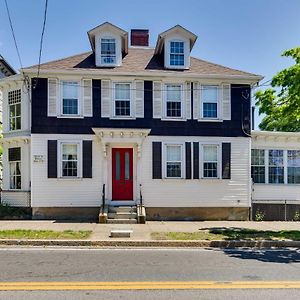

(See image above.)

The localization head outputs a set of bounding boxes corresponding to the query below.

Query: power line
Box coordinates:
[4,0,23,70]
[33,0,49,89]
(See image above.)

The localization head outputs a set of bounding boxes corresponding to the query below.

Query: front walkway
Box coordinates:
[0,221,299,240]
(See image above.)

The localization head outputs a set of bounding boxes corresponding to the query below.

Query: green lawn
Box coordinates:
[151,229,300,241]
[0,229,92,240]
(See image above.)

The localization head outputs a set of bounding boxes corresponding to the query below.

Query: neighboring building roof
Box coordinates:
[0,55,16,77]
[252,130,300,139]
[23,48,261,80]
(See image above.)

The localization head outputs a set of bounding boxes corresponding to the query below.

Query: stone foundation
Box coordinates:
[146,207,249,221]
[32,207,100,221]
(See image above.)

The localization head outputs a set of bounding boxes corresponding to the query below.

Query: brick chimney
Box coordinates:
[131,29,149,47]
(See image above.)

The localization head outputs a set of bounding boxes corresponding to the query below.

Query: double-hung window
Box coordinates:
[287,150,300,184]
[9,147,21,190]
[101,38,116,64]
[165,84,182,118]
[202,86,218,119]
[165,144,183,178]
[114,83,131,117]
[202,144,219,178]
[61,143,79,177]
[62,81,79,115]
[8,89,21,131]
[170,41,184,66]
[251,149,265,183]
[269,150,284,184]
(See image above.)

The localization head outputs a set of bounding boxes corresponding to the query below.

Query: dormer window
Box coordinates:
[170,41,184,66]
[101,38,116,64]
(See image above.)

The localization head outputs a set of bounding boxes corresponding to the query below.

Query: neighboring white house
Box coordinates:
[251,131,300,220]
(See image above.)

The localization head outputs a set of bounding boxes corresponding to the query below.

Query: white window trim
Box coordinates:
[200,143,221,179]
[251,148,300,185]
[165,38,189,70]
[169,40,185,68]
[112,82,135,119]
[59,80,82,118]
[163,142,185,179]
[100,36,117,66]
[162,83,185,120]
[8,89,22,132]
[251,149,266,184]
[199,85,222,121]
[9,160,21,190]
[57,140,82,179]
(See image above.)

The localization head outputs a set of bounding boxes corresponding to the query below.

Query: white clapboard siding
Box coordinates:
[135,80,144,118]
[222,84,231,120]
[193,82,200,119]
[153,81,162,118]
[101,80,111,117]
[185,82,191,119]
[83,79,93,117]
[48,78,58,116]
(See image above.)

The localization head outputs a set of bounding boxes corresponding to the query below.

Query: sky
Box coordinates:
[1,0,300,128]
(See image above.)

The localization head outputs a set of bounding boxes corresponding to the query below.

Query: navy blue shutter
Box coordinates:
[222,143,231,179]
[193,142,199,179]
[152,142,162,179]
[83,140,92,178]
[48,140,57,178]
[185,142,191,179]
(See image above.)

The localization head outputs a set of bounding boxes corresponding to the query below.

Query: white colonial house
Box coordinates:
[0,22,299,222]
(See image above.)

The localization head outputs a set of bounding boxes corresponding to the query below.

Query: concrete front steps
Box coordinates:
[107,206,137,224]
[99,205,146,224]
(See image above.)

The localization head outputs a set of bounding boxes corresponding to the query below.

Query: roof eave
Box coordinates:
[21,68,263,83]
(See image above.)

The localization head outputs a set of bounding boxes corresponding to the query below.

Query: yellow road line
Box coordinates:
[0,281,299,290]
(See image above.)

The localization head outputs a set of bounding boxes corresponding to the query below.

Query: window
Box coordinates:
[62,81,79,115]
[165,145,182,178]
[269,150,284,184]
[251,149,265,183]
[114,83,131,117]
[170,41,184,66]
[101,38,116,64]
[8,89,21,131]
[8,147,21,189]
[202,86,218,119]
[287,150,300,184]
[203,145,219,178]
[165,84,182,118]
[61,144,78,177]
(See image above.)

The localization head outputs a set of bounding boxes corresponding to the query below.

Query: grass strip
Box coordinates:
[0,229,92,240]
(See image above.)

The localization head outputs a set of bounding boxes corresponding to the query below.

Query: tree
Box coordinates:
[255,47,300,132]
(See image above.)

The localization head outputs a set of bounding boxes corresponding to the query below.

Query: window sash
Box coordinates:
[114,83,131,117]
[202,144,219,178]
[62,81,79,115]
[170,41,184,66]
[9,161,21,190]
[61,143,79,178]
[287,150,300,184]
[201,86,218,119]
[251,149,266,183]
[9,103,21,131]
[165,84,182,118]
[165,145,182,178]
[101,38,116,64]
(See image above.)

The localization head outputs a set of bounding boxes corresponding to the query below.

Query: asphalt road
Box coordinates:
[0,247,299,299]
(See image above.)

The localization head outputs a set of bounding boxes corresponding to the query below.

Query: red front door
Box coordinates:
[112,148,133,200]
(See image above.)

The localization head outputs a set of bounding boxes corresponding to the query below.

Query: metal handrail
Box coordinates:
[139,184,143,214]
[102,184,105,210]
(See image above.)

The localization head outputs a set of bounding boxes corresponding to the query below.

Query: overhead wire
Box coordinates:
[33,0,49,89]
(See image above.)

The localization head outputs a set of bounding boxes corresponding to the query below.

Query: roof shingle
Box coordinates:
[24,48,259,77]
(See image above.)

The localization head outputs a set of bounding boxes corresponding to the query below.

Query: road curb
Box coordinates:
[0,239,299,248]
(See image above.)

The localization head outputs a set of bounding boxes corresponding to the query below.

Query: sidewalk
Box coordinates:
[0,220,299,241]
